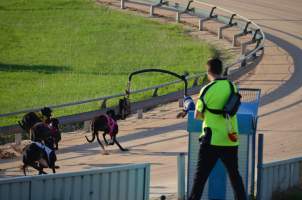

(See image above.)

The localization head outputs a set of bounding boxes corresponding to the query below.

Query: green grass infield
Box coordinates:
[0,0,217,126]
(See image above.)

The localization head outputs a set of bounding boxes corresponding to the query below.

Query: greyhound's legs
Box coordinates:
[38,170,47,175]
[96,132,109,155]
[102,133,109,145]
[113,137,128,151]
[55,141,59,150]
[22,164,27,176]
[85,131,96,143]
[31,162,47,175]
[39,158,49,168]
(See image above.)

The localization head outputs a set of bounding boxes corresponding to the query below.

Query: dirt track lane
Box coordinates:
[0,102,189,197]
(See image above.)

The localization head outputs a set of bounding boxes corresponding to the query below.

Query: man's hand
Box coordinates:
[194,110,204,120]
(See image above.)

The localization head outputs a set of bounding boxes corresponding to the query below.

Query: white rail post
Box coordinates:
[232,34,238,47]
[137,109,143,119]
[121,0,125,9]
[150,5,154,17]
[176,12,180,23]
[177,152,186,200]
[83,120,91,132]
[218,27,223,39]
[178,98,184,107]
[241,43,247,56]
[15,133,22,145]
[199,18,203,31]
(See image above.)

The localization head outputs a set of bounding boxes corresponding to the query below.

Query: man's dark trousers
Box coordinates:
[188,144,247,200]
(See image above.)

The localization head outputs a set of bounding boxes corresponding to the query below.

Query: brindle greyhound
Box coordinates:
[85,110,128,154]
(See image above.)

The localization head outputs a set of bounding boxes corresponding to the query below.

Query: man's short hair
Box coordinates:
[207,58,223,75]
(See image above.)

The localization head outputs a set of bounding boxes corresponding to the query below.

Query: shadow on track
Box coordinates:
[260,33,302,106]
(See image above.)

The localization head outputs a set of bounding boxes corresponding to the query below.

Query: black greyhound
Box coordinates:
[18,112,42,134]
[30,122,55,149]
[48,118,61,150]
[18,108,61,149]
[85,110,127,154]
[40,107,61,149]
[22,142,57,175]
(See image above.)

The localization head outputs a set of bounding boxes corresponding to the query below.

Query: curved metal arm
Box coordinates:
[127,68,188,96]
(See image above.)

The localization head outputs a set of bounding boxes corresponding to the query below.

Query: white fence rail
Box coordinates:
[0,163,150,200]
[256,134,302,200]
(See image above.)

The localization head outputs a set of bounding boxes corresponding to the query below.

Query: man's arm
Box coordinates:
[194,109,204,120]
[195,99,204,120]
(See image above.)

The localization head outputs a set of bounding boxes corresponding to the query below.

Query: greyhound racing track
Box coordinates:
[1,0,302,198]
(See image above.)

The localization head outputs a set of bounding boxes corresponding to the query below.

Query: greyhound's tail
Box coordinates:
[21,164,27,176]
[85,121,96,143]
[85,131,96,143]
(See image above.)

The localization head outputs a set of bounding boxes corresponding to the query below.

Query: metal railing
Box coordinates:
[0,163,150,200]
[0,0,265,136]
[0,74,206,135]
[0,74,203,118]
[192,1,265,62]
[122,0,265,74]
[256,134,302,200]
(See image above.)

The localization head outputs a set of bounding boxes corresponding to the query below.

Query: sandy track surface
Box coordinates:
[1,0,302,198]
[0,101,189,197]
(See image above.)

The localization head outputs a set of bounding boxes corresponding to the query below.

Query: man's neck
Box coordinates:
[209,74,222,81]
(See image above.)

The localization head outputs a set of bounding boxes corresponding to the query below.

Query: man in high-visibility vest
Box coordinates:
[188,58,246,200]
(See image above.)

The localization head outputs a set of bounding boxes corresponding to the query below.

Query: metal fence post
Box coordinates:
[218,27,223,39]
[251,118,257,197]
[138,109,143,119]
[121,0,125,9]
[178,98,184,107]
[199,18,203,31]
[15,133,22,145]
[192,77,199,87]
[176,12,180,23]
[256,133,264,200]
[144,164,151,200]
[241,59,247,67]
[241,43,247,56]
[232,34,238,47]
[178,153,186,200]
[83,120,91,132]
[152,88,159,97]
[150,5,154,16]
[101,99,107,109]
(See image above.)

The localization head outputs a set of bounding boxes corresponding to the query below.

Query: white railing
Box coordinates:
[256,134,302,200]
[0,163,150,200]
